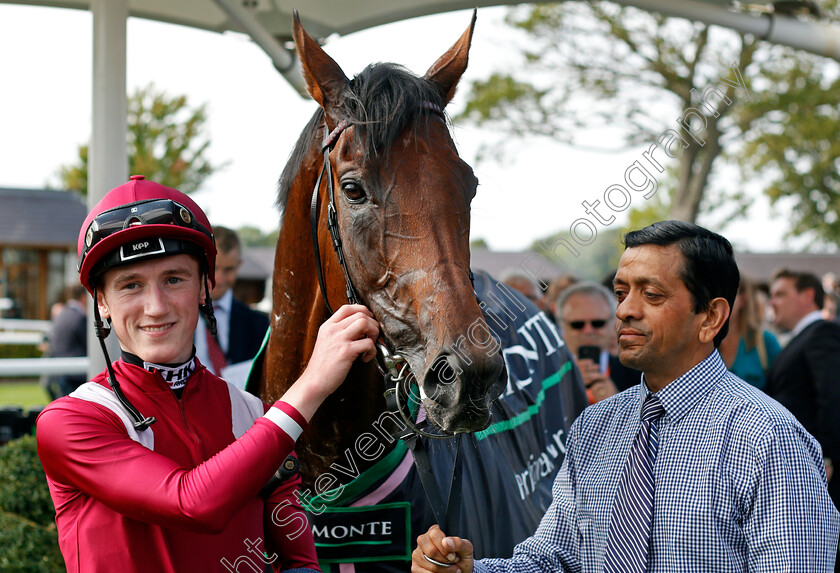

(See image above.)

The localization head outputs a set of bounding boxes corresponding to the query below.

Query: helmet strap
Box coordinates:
[91,286,156,431]
[199,274,218,337]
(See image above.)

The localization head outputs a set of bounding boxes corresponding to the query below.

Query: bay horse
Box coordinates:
[256,12,505,485]
[249,11,588,570]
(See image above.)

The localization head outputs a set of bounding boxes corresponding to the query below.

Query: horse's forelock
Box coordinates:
[340,63,446,160]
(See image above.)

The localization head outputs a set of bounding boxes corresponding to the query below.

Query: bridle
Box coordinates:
[308,101,458,441]
[307,102,464,534]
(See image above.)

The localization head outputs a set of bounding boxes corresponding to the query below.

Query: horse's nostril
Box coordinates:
[422,351,461,407]
[423,349,505,405]
[431,353,461,386]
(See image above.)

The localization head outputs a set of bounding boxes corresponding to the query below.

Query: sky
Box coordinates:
[0,3,796,254]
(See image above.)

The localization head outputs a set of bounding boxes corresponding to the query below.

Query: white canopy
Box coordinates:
[7,0,840,96]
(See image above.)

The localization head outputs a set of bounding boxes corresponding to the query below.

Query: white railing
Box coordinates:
[0,318,51,332]
[0,318,50,345]
[0,357,89,377]
[0,319,90,378]
[0,332,45,345]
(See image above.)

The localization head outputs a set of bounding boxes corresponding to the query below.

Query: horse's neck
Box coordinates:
[265,159,392,490]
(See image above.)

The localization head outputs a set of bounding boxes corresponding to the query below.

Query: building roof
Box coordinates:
[470,249,567,282]
[239,246,274,281]
[735,251,840,285]
[0,188,87,248]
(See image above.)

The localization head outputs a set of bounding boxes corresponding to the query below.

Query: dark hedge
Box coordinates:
[0,436,64,571]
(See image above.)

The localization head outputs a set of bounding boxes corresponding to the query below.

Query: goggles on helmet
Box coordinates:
[78,198,213,272]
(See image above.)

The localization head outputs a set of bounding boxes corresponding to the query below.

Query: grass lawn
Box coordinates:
[0,380,51,410]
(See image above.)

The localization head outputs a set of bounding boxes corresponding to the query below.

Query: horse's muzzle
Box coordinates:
[420,348,506,434]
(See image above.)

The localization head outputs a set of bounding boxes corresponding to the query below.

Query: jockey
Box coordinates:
[36,175,379,572]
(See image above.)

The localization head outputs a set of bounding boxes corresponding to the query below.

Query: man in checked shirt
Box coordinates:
[413,221,839,573]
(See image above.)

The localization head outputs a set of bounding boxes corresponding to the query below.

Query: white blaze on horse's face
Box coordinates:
[293,11,506,433]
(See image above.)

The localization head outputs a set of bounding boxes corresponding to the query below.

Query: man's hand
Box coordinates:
[282,305,379,421]
[575,357,618,404]
[412,525,474,573]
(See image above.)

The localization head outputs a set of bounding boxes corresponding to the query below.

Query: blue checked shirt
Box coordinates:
[476,351,839,572]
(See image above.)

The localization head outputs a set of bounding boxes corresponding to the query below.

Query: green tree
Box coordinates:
[459,1,840,239]
[56,84,222,195]
[735,53,840,244]
[530,227,625,281]
[237,225,279,247]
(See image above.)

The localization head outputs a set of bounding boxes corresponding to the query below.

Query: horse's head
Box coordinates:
[291,11,505,434]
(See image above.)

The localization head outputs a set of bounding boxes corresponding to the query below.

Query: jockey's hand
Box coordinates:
[412,525,474,573]
[283,305,379,421]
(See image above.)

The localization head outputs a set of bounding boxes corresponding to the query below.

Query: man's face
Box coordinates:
[769,277,814,332]
[97,254,203,365]
[560,292,613,356]
[613,244,713,389]
[211,247,241,300]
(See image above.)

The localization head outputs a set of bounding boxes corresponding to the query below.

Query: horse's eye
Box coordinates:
[341,181,367,203]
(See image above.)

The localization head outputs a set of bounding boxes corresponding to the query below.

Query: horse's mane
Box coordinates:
[276,62,447,216]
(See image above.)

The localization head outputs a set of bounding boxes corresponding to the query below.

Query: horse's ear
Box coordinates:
[292,10,349,111]
[423,9,476,105]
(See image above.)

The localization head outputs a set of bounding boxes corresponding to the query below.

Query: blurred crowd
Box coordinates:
[503,264,840,510]
[503,266,840,399]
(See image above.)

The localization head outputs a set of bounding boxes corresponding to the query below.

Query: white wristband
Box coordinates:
[263,406,304,441]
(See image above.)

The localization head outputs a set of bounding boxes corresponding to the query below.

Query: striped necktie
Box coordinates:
[603,394,666,573]
[204,313,227,375]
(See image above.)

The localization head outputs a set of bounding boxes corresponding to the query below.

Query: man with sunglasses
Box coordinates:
[556,281,640,403]
[36,176,379,572]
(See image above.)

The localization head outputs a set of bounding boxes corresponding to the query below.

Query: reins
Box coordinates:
[308,102,465,534]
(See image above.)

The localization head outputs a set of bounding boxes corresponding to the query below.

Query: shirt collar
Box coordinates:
[120,349,198,391]
[637,350,728,423]
[791,310,823,337]
[213,288,233,314]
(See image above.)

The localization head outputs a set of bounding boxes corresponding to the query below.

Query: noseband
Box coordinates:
[308,101,465,535]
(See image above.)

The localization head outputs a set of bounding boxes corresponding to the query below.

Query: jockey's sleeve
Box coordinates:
[37,398,307,534]
[263,459,320,571]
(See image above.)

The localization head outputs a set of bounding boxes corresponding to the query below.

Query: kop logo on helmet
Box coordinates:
[77,175,217,292]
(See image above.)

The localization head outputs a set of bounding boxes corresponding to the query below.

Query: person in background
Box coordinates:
[413,221,838,572]
[44,284,88,399]
[500,269,549,314]
[823,290,838,322]
[37,175,379,572]
[822,272,838,298]
[718,275,782,390]
[555,281,640,404]
[544,274,579,324]
[194,225,269,385]
[766,268,840,511]
[601,270,620,354]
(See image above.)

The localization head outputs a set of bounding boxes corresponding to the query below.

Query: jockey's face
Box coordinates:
[97,254,202,365]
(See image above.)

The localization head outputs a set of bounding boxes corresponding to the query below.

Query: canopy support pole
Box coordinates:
[212,0,308,96]
[88,0,128,378]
